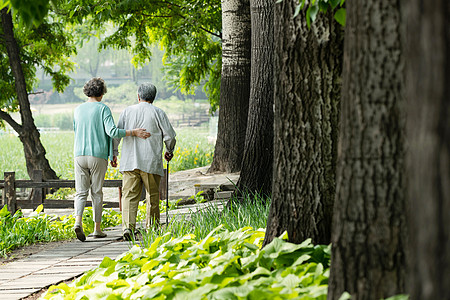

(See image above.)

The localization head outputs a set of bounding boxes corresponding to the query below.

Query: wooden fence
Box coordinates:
[0,169,168,215]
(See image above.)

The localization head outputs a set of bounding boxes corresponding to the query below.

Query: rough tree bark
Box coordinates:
[1,8,58,180]
[327,1,407,299]
[236,0,273,196]
[263,1,343,246]
[209,0,251,173]
[404,0,450,299]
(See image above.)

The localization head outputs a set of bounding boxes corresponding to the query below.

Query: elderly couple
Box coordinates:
[72,77,176,242]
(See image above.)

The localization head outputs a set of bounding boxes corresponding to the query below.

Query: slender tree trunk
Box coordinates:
[404,0,450,299]
[236,0,274,196]
[263,1,343,246]
[328,1,407,299]
[1,8,58,180]
[209,0,251,173]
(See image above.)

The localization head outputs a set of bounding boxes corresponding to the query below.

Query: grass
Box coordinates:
[138,193,271,249]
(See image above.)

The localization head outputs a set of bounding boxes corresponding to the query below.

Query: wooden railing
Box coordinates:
[0,169,168,215]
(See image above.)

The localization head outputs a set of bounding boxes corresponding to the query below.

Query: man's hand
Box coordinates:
[132,128,151,139]
[164,152,174,162]
[110,156,118,167]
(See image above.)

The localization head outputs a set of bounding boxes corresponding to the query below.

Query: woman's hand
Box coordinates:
[130,128,151,139]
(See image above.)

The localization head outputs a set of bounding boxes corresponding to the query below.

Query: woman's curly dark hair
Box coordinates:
[83,77,107,97]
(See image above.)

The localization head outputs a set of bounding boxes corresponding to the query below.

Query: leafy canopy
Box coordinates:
[0,5,75,125]
[57,0,222,111]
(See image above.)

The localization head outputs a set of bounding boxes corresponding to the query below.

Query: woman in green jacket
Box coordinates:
[73,77,150,241]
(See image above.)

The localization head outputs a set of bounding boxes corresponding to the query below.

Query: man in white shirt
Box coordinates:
[113,83,176,241]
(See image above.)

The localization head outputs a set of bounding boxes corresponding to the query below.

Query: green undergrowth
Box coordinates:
[0,205,121,258]
[43,226,331,299]
[139,195,271,248]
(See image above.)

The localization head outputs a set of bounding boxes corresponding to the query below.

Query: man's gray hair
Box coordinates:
[138,83,157,102]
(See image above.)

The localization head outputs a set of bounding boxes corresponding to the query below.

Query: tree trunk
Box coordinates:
[404,0,450,299]
[1,8,58,180]
[263,2,343,246]
[209,0,251,173]
[327,1,407,299]
[236,0,273,196]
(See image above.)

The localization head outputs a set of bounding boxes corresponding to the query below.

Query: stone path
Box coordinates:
[0,167,239,300]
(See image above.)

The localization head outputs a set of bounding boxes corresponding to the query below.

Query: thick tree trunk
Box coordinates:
[1,8,58,180]
[327,1,407,299]
[209,0,251,173]
[404,1,450,299]
[236,0,273,196]
[263,2,343,246]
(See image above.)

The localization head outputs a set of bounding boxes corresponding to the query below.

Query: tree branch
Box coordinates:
[0,109,23,133]
[139,12,222,39]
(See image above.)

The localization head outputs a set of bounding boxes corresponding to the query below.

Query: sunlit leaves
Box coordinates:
[291,0,346,28]
[0,7,76,117]
[43,226,330,299]
[57,0,222,110]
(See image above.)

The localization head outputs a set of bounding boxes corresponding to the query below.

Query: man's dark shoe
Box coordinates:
[123,228,133,241]
[74,225,86,242]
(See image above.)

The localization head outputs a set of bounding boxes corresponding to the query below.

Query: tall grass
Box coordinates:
[138,193,271,249]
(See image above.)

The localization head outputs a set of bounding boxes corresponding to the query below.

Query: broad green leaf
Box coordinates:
[238,267,271,284]
[385,295,409,300]
[276,273,302,288]
[339,291,352,300]
[293,4,302,18]
[142,259,160,272]
[0,205,9,217]
[309,5,319,23]
[334,8,346,26]
[99,256,116,269]
[106,279,129,289]
[330,0,341,9]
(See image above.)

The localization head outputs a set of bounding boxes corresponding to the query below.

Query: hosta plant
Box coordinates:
[43,226,330,299]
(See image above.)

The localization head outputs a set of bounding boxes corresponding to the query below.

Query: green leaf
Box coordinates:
[309,5,319,23]
[0,205,9,217]
[385,295,409,300]
[35,204,43,214]
[106,279,130,289]
[0,1,11,11]
[99,256,116,269]
[339,292,352,300]
[293,4,302,18]
[334,8,346,26]
[330,0,341,9]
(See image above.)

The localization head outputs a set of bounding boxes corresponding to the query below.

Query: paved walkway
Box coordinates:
[0,226,129,299]
[0,167,239,300]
